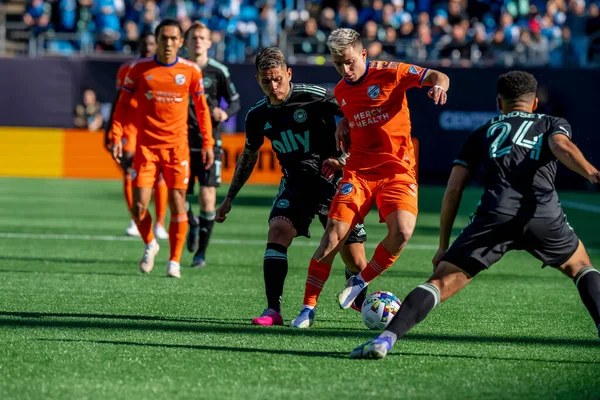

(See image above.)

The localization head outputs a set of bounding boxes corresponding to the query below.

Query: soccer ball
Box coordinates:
[361,291,402,330]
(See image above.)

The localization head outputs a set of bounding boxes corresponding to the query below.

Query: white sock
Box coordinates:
[148,239,158,248]
[380,330,398,345]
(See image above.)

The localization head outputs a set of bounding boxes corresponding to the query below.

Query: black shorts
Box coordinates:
[442,211,579,277]
[270,175,367,243]
[187,147,223,194]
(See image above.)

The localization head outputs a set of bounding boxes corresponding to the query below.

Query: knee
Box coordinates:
[131,202,147,221]
[388,227,413,249]
[268,218,295,245]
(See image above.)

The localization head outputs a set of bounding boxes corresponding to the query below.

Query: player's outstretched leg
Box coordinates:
[132,187,159,273]
[338,210,416,309]
[556,241,600,338]
[253,218,295,326]
[291,218,351,328]
[350,262,471,359]
[153,177,169,240]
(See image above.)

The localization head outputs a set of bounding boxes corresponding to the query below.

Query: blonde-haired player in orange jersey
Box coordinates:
[291,28,450,328]
[109,32,169,240]
[110,18,213,278]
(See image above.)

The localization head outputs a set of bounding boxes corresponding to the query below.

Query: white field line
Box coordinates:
[0,232,597,253]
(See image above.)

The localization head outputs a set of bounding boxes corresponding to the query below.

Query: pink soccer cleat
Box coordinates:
[252,308,284,326]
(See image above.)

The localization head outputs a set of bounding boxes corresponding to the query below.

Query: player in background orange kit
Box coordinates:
[108,32,169,239]
[110,18,214,278]
[291,28,450,328]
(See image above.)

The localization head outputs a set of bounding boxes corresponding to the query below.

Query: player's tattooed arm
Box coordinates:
[226,148,259,201]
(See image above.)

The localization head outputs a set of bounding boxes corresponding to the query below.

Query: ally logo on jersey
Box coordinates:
[271,130,310,154]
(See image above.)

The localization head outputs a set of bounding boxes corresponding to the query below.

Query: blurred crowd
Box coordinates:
[22,0,600,67]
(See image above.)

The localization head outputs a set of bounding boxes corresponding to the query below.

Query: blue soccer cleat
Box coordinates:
[349,336,393,359]
[290,307,315,328]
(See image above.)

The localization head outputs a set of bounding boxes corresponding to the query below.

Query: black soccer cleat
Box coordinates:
[186,216,200,253]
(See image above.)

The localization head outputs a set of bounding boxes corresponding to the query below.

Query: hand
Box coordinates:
[589,170,600,185]
[428,85,447,106]
[321,157,344,179]
[211,107,228,122]
[111,141,123,162]
[432,247,447,270]
[202,147,214,170]
[215,198,232,223]
[335,118,351,152]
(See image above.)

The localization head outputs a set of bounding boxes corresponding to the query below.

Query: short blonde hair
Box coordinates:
[327,28,362,56]
[185,21,210,41]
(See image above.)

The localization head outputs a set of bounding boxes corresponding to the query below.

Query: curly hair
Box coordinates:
[497,71,537,100]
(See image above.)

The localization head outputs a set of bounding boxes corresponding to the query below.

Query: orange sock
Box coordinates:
[169,213,188,263]
[135,210,154,245]
[360,243,398,283]
[124,176,133,211]
[154,180,168,227]
[303,259,332,307]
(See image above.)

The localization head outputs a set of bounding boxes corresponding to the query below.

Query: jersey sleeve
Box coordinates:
[218,70,241,118]
[190,67,214,148]
[453,130,484,174]
[244,109,264,152]
[323,88,344,118]
[115,64,128,90]
[395,63,429,92]
[110,64,138,143]
[548,117,572,140]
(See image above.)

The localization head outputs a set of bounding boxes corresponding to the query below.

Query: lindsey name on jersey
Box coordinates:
[455,113,572,217]
[244,83,343,176]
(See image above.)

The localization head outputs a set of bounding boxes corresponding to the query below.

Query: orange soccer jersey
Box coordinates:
[115,59,139,152]
[334,60,428,181]
[111,55,213,150]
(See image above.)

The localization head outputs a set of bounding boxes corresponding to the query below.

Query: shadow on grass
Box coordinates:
[36,338,599,365]
[0,311,363,331]
[0,255,133,266]
[2,311,599,349]
[37,338,348,359]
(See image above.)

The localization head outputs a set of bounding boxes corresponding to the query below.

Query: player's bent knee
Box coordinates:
[268,217,296,245]
[387,227,413,250]
[557,241,593,279]
[131,203,147,221]
[428,261,472,301]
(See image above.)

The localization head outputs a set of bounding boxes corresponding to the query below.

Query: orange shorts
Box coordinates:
[328,170,418,225]
[122,130,137,153]
[132,144,190,189]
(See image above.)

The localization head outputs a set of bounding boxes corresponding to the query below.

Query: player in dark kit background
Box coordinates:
[215,46,369,327]
[350,71,600,359]
[185,22,241,268]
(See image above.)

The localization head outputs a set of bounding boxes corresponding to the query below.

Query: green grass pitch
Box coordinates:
[0,177,598,399]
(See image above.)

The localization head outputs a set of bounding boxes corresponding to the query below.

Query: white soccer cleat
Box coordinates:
[125,220,140,237]
[139,241,159,273]
[166,261,181,278]
[290,307,315,328]
[338,276,368,310]
[154,224,169,240]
